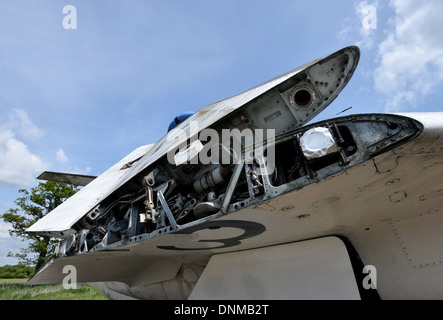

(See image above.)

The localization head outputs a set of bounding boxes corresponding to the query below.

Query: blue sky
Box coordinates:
[1,0,443,266]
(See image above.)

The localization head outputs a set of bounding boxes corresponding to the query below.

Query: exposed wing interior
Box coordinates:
[26,46,359,237]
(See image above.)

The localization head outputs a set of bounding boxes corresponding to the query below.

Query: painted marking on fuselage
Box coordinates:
[157,220,266,251]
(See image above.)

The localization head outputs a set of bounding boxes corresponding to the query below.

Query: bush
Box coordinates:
[0,265,35,279]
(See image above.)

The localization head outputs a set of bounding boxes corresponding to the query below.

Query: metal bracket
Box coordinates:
[157,190,178,230]
[221,158,245,214]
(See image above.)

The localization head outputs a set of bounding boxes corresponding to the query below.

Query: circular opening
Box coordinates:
[386,121,399,131]
[290,87,315,109]
[295,90,312,106]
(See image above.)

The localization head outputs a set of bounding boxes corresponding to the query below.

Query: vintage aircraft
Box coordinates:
[26,46,443,300]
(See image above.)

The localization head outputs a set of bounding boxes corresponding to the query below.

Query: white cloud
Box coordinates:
[56,148,69,164]
[1,108,45,142]
[0,108,51,187]
[54,148,92,175]
[0,129,50,187]
[70,166,92,176]
[374,0,443,111]
[0,222,12,239]
[11,108,45,141]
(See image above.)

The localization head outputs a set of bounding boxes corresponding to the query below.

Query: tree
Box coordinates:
[1,182,79,271]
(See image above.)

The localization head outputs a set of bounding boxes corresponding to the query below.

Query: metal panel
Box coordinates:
[37,171,97,186]
[390,211,443,268]
[189,237,360,300]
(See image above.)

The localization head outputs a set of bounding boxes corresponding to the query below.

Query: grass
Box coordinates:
[0,278,108,300]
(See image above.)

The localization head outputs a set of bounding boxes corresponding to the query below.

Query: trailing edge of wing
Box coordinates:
[37,171,97,186]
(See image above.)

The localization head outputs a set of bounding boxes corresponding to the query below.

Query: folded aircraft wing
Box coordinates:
[26,46,443,300]
[27,46,359,237]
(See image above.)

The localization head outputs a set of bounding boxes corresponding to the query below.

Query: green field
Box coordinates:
[0,278,108,300]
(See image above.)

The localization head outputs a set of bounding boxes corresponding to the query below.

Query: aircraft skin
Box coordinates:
[26,46,443,300]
